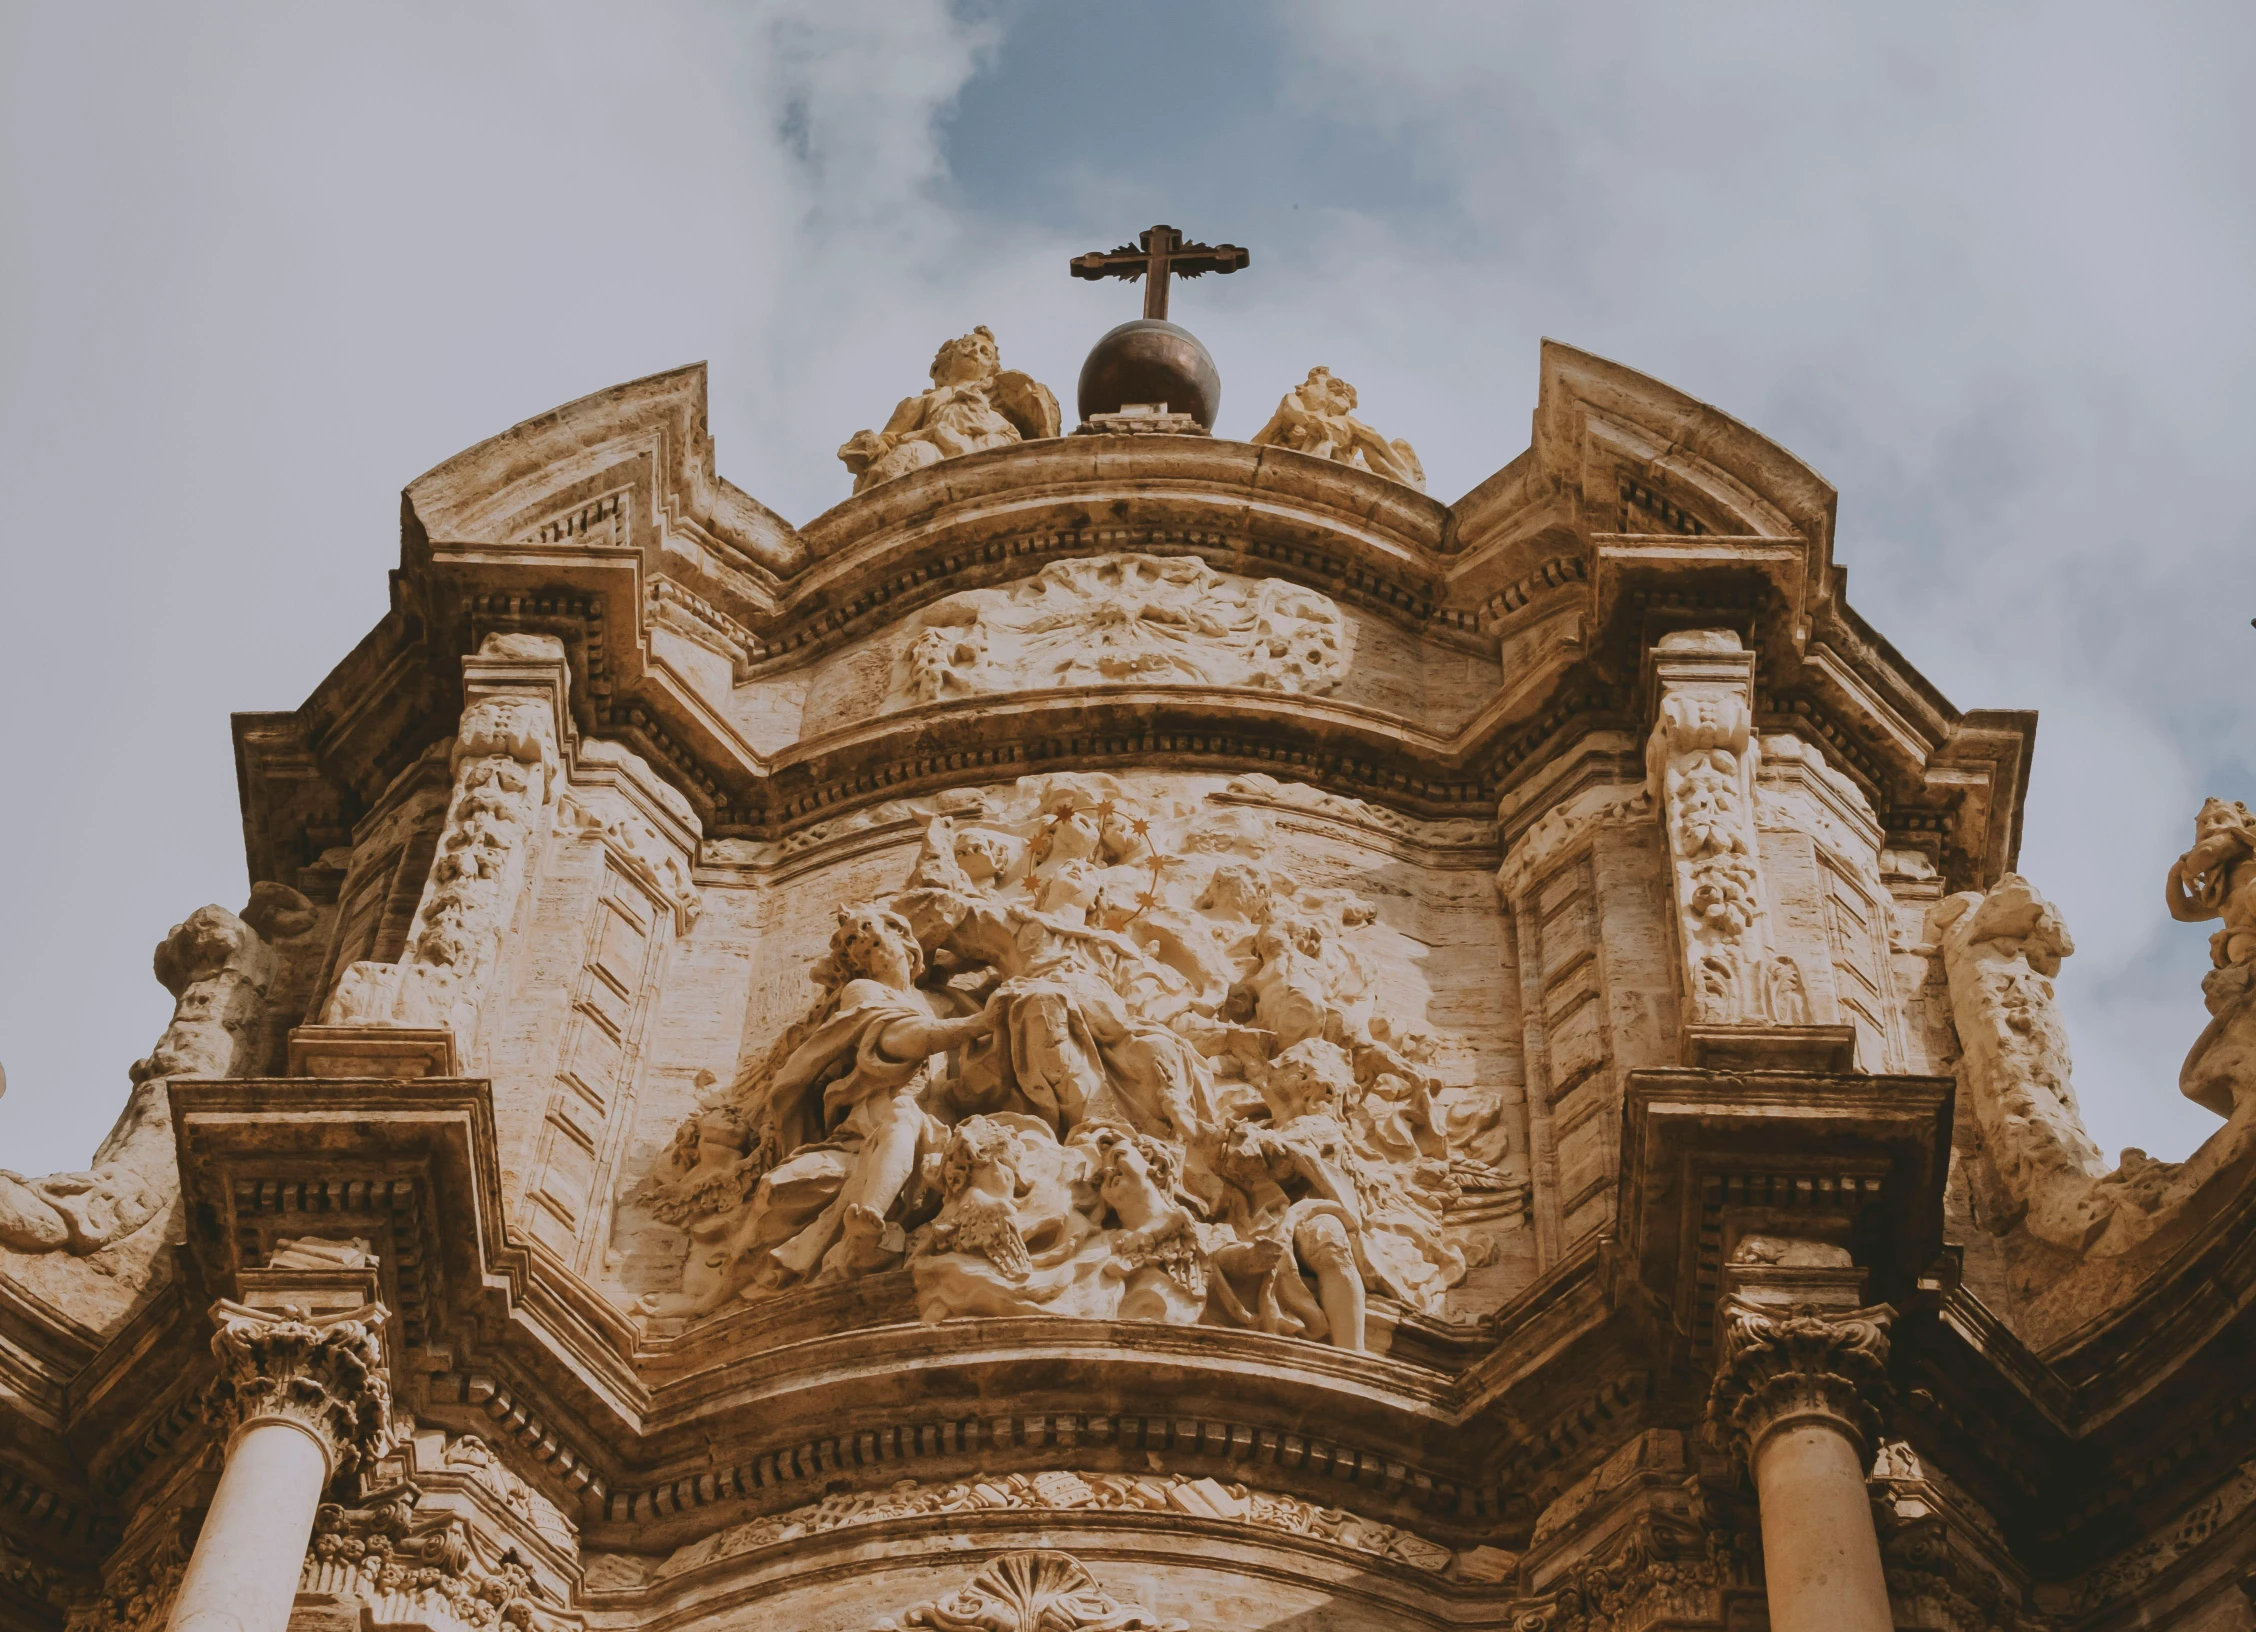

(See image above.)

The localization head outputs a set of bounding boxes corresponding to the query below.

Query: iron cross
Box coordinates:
[1070,224,1250,322]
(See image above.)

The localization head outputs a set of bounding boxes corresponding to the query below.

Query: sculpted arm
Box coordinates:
[874,1008,993,1062]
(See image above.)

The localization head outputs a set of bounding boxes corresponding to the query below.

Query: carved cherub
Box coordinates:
[924,1116,1036,1282]
[2166,797,2256,969]
[836,326,1060,494]
[1250,366,1425,491]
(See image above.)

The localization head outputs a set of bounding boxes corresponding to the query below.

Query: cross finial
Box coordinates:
[1070,224,1250,322]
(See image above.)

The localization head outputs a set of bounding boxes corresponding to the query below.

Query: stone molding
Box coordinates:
[1708,1289,1893,1469]
[865,1550,1184,1632]
[204,1300,391,1479]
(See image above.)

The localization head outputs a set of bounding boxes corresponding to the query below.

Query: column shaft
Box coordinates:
[1752,1418,1895,1632]
[167,1420,329,1632]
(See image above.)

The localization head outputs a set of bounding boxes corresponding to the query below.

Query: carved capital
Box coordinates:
[205,1300,391,1478]
[1708,1293,1893,1468]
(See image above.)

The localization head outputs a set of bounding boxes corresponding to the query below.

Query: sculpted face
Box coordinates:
[931,327,999,387]
[954,828,1013,885]
[835,908,922,989]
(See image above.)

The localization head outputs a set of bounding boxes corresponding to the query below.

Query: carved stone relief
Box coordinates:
[1932,833,2256,1266]
[1647,632,1801,1028]
[636,774,1516,1346]
[302,1466,575,1632]
[61,1519,192,1632]
[326,679,561,1041]
[885,553,1353,710]
[867,1551,1183,1632]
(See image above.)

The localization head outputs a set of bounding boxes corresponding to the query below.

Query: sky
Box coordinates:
[2,1,2252,1174]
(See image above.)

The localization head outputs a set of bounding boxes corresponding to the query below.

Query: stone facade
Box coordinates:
[3,336,2254,1632]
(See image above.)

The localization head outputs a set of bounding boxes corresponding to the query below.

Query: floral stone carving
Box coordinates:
[838,326,1060,494]
[638,774,1515,1346]
[868,1551,1184,1632]
[206,1301,392,1478]
[1250,366,1425,490]
[888,553,1353,709]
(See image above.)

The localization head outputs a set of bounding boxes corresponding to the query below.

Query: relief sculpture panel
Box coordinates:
[636,774,1520,1347]
[885,553,1353,709]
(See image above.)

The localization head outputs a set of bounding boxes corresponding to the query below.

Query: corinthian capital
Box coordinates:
[205,1300,392,1478]
[1708,1293,1893,1468]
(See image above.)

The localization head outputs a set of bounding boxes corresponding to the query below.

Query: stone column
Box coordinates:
[167,1301,391,1632]
[1708,1258,1895,1632]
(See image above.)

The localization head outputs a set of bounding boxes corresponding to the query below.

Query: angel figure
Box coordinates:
[925,1115,1036,1281]
[1250,366,1425,491]
[722,906,994,1295]
[836,326,1060,494]
[909,1112,1116,1320]
[2166,797,2256,969]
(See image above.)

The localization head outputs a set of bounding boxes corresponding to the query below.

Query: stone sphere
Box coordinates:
[1076,319,1221,429]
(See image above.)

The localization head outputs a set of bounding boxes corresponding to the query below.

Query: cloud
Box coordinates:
[2,0,2249,1172]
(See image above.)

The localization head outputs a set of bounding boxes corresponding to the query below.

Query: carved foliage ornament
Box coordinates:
[869,1551,1184,1632]
[1707,1295,1893,1468]
[206,1301,392,1477]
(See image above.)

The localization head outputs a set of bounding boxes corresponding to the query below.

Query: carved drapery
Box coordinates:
[1708,1294,1893,1468]
[1647,631,1802,1027]
[206,1301,392,1478]
[868,1551,1184,1632]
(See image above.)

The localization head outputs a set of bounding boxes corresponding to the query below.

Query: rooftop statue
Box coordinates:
[836,326,1061,494]
[1250,366,1425,491]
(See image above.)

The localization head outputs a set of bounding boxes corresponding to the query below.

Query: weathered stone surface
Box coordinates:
[11,338,2256,1632]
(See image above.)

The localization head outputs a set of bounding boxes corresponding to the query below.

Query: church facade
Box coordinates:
[4,319,2256,1632]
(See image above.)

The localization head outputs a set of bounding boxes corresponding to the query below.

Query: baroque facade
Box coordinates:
[4,331,2256,1632]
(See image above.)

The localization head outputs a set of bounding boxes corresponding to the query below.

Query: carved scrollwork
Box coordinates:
[868,1551,1184,1632]
[205,1301,391,1478]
